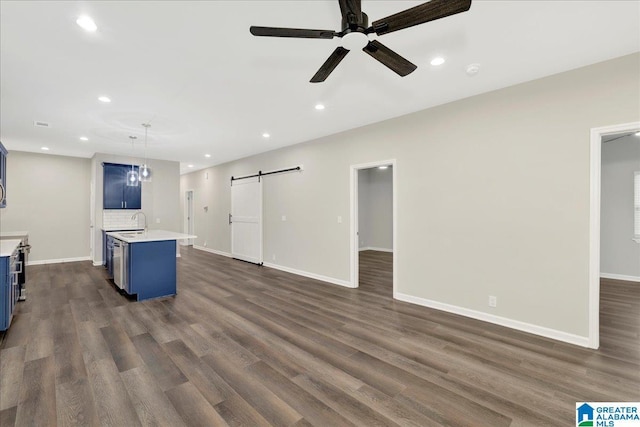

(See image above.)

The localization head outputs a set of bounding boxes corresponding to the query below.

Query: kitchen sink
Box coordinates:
[119,231,146,238]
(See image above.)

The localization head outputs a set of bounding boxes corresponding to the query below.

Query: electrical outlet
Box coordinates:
[281,215,287,221]
[203,242,207,247]
[272,254,276,261]
[337,216,342,224]
[156,218,160,224]
[488,296,497,307]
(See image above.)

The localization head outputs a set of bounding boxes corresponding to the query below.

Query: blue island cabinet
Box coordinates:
[128,240,177,301]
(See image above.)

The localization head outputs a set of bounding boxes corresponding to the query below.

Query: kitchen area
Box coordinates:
[0,142,194,337]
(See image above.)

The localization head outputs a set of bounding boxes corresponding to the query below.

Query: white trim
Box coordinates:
[92,261,103,267]
[394,292,590,348]
[193,245,232,258]
[350,159,397,292]
[28,256,92,266]
[184,189,195,246]
[589,121,640,350]
[263,262,352,288]
[358,246,393,253]
[600,273,640,283]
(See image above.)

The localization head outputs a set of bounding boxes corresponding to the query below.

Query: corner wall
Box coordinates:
[1,151,91,263]
[181,53,640,341]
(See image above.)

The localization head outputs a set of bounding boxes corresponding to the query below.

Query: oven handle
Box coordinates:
[14,261,23,274]
[0,182,5,204]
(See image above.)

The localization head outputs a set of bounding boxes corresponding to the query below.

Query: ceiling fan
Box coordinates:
[250,0,472,83]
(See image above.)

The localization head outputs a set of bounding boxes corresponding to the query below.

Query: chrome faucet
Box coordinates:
[131,211,148,233]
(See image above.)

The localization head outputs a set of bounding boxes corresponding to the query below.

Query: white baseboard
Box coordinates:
[394,292,590,348]
[28,256,92,266]
[600,272,640,283]
[92,261,104,267]
[193,245,232,258]
[263,262,354,289]
[359,246,393,253]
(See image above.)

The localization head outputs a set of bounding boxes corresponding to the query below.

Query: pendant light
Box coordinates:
[139,123,152,182]
[126,135,139,186]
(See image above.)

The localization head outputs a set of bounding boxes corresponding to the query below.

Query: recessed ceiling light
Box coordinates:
[79,136,89,141]
[315,104,325,111]
[76,16,97,32]
[378,165,388,170]
[430,57,445,66]
[466,63,481,76]
[98,96,111,103]
[188,164,194,168]
[204,154,211,158]
[262,133,270,138]
[41,147,50,151]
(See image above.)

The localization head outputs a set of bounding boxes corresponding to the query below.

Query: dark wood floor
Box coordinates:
[0,249,638,426]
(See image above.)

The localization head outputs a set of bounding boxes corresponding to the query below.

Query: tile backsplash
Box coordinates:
[103,210,143,230]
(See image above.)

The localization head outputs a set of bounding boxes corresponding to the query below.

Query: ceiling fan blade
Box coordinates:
[362,40,417,77]
[370,0,472,36]
[339,0,362,25]
[250,26,336,39]
[310,47,350,83]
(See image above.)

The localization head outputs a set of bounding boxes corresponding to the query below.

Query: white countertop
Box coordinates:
[106,230,197,244]
[1,239,21,257]
[0,231,29,238]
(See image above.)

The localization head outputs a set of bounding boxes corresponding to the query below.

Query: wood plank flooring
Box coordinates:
[0,249,638,426]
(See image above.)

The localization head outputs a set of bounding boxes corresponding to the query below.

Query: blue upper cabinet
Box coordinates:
[103,163,142,209]
[0,142,7,208]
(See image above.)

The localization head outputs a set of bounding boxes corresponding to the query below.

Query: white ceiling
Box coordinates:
[1,1,638,174]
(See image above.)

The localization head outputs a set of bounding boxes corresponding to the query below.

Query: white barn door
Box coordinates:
[231,177,263,264]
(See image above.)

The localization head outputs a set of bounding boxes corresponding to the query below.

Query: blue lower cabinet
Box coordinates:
[128,240,176,301]
[1,252,18,331]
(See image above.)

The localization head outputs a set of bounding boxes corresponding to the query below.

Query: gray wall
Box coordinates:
[0,151,91,262]
[91,153,181,264]
[181,53,640,339]
[601,134,640,279]
[358,167,393,251]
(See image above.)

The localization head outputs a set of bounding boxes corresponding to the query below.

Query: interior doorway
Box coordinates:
[589,121,640,349]
[350,160,397,294]
[184,190,194,246]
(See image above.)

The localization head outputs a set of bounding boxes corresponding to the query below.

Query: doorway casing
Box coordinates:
[589,121,640,349]
[350,159,397,292]
[184,189,194,246]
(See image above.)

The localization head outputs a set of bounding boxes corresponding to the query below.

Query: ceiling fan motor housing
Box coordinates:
[342,12,368,34]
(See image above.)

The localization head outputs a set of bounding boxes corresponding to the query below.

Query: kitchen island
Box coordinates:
[105,230,196,301]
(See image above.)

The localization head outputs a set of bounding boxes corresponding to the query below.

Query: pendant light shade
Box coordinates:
[127,135,139,187]
[140,164,152,181]
[139,123,152,182]
[126,169,139,186]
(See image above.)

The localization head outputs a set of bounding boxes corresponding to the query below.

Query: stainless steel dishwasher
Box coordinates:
[113,239,129,291]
